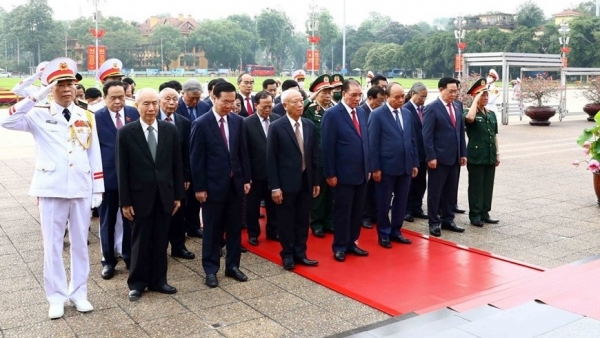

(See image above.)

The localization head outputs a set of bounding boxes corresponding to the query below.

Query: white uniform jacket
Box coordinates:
[2,99,105,198]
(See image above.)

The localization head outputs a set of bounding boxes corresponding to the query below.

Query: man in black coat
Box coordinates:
[244,91,281,246]
[117,88,184,302]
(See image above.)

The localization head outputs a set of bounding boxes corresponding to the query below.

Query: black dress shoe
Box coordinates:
[347,246,369,256]
[295,257,318,266]
[390,235,412,244]
[323,228,334,234]
[429,224,441,237]
[482,218,499,224]
[454,206,466,214]
[171,249,195,259]
[414,212,428,219]
[404,214,415,222]
[187,229,203,238]
[241,245,247,253]
[92,207,99,218]
[225,267,248,282]
[150,284,177,294]
[313,229,325,238]
[470,220,484,227]
[101,265,115,280]
[266,234,279,242]
[362,219,373,229]
[282,257,295,270]
[378,239,392,248]
[248,237,259,246]
[333,251,346,262]
[441,222,465,233]
[128,290,142,302]
[206,274,218,288]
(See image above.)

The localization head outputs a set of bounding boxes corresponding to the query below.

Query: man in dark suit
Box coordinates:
[403,82,429,222]
[175,79,210,239]
[267,90,320,270]
[95,80,139,280]
[322,79,370,262]
[360,85,386,229]
[274,79,299,105]
[190,81,252,288]
[422,77,467,237]
[238,73,255,117]
[203,78,225,108]
[368,83,419,248]
[244,91,281,246]
[117,88,184,302]
[159,87,194,260]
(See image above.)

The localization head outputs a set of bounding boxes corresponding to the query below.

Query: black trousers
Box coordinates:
[427,163,460,226]
[276,171,310,260]
[127,195,171,291]
[99,189,131,267]
[363,177,377,221]
[332,180,367,252]
[202,181,242,275]
[406,161,428,215]
[168,196,186,251]
[246,179,277,239]
[184,183,201,232]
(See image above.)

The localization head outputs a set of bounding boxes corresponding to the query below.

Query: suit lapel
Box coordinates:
[133,121,155,163]
[155,121,166,161]
[208,115,229,153]
[302,120,309,155]
[383,106,403,135]
[283,118,301,152]
[437,99,454,127]
[339,105,360,137]
[101,109,117,135]
[252,114,266,140]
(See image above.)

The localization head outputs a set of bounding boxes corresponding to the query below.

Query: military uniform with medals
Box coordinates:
[303,74,335,235]
[2,57,104,319]
[463,78,499,226]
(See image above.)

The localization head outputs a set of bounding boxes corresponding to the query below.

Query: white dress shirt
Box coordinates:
[213,109,229,150]
[160,110,176,126]
[386,102,404,130]
[440,98,455,120]
[139,119,158,144]
[286,114,303,140]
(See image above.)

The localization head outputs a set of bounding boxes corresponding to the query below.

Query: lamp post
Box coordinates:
[307,0,319,79]
[558,20,570,68]
[91,0,102,88]
[160,38,164,73]
[342,0,346,75]
[454,16,467,79]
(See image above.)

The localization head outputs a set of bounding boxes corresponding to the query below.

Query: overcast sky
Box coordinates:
[4,0,581,29]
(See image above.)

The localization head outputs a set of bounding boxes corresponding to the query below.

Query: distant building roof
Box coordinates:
[139,14,198,37]
[553,10,583,17]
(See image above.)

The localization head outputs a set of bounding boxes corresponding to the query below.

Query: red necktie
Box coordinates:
[166,116,172,122]
[219,117,228,149]
[447,103,456,128]
[245,97,253,115]
[351,109,361,137]
[417,106,423,121]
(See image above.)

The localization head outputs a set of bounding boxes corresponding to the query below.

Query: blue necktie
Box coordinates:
[393,110,402,131]
[188,107,196,120]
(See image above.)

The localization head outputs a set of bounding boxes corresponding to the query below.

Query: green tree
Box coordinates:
[6,0,55,65]
[350,42,379,70]
[364,43,401,73]
[256,9,294,70]
[573,1,597,16]
[505,27,539,53]
[377,22,419,45]
[358,12,391,35]
[516,1,546,28]
[100,19,143,68]
[421,31,456,76]
[568,16,600,67]
[226,14,259,65]
[148,25,184,70]
[189,19,253,69]
[305,9,340,72]
[466,27,510,53]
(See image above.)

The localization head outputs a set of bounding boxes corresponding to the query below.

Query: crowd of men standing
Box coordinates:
[3,57,500,319]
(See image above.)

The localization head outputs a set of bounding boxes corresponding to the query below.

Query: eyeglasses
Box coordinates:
[345,92,362,99]
[241,81,254,85]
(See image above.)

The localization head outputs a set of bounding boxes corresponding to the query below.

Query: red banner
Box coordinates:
[87,46,107,71]
[455,54,463,72]
[306,50,320,71]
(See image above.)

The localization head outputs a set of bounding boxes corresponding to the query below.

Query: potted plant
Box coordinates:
[520,73,560,126]
[580,76,600,122]
[574,112,600,205]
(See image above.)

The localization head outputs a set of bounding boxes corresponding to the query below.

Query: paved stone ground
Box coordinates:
[0,107,599,337]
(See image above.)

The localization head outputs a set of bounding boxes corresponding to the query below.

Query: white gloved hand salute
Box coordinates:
[30,81,57,103]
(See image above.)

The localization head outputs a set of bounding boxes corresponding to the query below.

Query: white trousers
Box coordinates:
[39,197,90,305]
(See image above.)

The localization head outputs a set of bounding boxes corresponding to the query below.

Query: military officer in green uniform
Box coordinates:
[303,74,335,237]
[463,78,501,227]
[330,74,344,104]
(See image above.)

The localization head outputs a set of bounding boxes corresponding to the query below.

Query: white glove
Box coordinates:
[34,70,43,80]
[31,81,56,103]
[91,193,103,208]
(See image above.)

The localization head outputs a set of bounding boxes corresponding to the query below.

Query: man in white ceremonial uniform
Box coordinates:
[1,57,104,319]
[485,69,500,113]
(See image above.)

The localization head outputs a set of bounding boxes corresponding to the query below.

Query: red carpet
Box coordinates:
[243,215,543,316]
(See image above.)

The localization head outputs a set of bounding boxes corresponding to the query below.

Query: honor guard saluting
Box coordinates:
[330,74,344,104]
[90,58,136,112]
[463,78,500,227]
[485,69,500,113]
[1,57,104,319]
[302,74,335,237]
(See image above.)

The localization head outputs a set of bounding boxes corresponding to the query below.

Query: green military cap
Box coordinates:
[330,74,344,88]
[467,78,489,96]
[309,74,333,93]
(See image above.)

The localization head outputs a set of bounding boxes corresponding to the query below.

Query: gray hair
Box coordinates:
[280,89,296,103]
[135,88,159,104]
[182,79,203,93]
[410,82,427,94]
[159,87,178,99]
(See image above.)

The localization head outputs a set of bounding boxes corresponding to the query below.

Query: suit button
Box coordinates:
[69,164,73,167]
